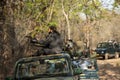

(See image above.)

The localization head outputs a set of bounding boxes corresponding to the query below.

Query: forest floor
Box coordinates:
[97,57,120,80]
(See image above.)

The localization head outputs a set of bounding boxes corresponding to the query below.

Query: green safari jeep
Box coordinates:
[6,53,82,80]
[95,42,119,59]
[5,53,99,80]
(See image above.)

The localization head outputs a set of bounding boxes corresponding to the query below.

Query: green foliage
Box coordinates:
[115,0,120,5]
[113,0,120,8]
[12,0,115,41]
[13,0,55,35]
[48,22,57,27]
[60,0,104,21]
[81,0,103,20]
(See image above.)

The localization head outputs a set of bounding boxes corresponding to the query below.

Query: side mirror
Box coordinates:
[5,77,13,80]
[73,68,82,75]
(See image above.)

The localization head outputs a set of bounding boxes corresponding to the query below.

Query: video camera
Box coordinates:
[26,36,45,47]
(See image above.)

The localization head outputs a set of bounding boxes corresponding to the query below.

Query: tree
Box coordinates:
[0,0,6,77]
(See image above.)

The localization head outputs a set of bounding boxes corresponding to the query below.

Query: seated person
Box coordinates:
[32,25,64,56]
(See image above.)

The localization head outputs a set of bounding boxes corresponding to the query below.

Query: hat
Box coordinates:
[49,25,56,31]
[48,22,57,30]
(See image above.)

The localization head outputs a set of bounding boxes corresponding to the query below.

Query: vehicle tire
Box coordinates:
[115,52,119,59]
[105,53,109,60]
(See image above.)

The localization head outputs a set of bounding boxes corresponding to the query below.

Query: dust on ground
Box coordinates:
[97,58,120,80]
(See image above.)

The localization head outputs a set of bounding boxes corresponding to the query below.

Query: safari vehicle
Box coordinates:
[95,42,119,59]
[72,58,99,80]
[6,53,81,80]
[6,53,100,80]
[6,53,99,80]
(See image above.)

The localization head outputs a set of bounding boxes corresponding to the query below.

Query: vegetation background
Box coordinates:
[0,0,120,79]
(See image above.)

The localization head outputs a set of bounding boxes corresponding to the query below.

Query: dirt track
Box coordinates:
[97,58,120,80]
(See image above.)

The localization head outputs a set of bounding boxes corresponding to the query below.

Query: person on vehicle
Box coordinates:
[65,39,78,58]
[32,25,64,56]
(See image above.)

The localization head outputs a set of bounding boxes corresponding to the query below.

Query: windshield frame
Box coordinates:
[97,42,109,48]
[14,54,73,79]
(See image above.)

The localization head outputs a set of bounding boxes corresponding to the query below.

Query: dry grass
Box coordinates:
[97,58,120,80]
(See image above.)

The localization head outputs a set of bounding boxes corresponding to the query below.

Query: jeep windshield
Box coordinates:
[97,42,109,48]
[15,55,71,79]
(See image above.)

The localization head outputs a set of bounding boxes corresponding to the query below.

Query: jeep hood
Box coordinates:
[96,48,107,51]
[33,77,74,80]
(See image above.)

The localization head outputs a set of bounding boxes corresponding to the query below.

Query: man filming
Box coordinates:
[32,25,63,56]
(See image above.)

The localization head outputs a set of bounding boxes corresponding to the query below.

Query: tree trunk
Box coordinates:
[0,0,20,78]
[62,0,71,40]
[0,0,6,79]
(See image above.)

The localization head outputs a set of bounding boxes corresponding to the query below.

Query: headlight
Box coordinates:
[101,51,104,53]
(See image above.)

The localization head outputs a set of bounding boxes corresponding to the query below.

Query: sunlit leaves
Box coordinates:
[13,0,55,36]
[113,0,120,8]
[13,0,116,38]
